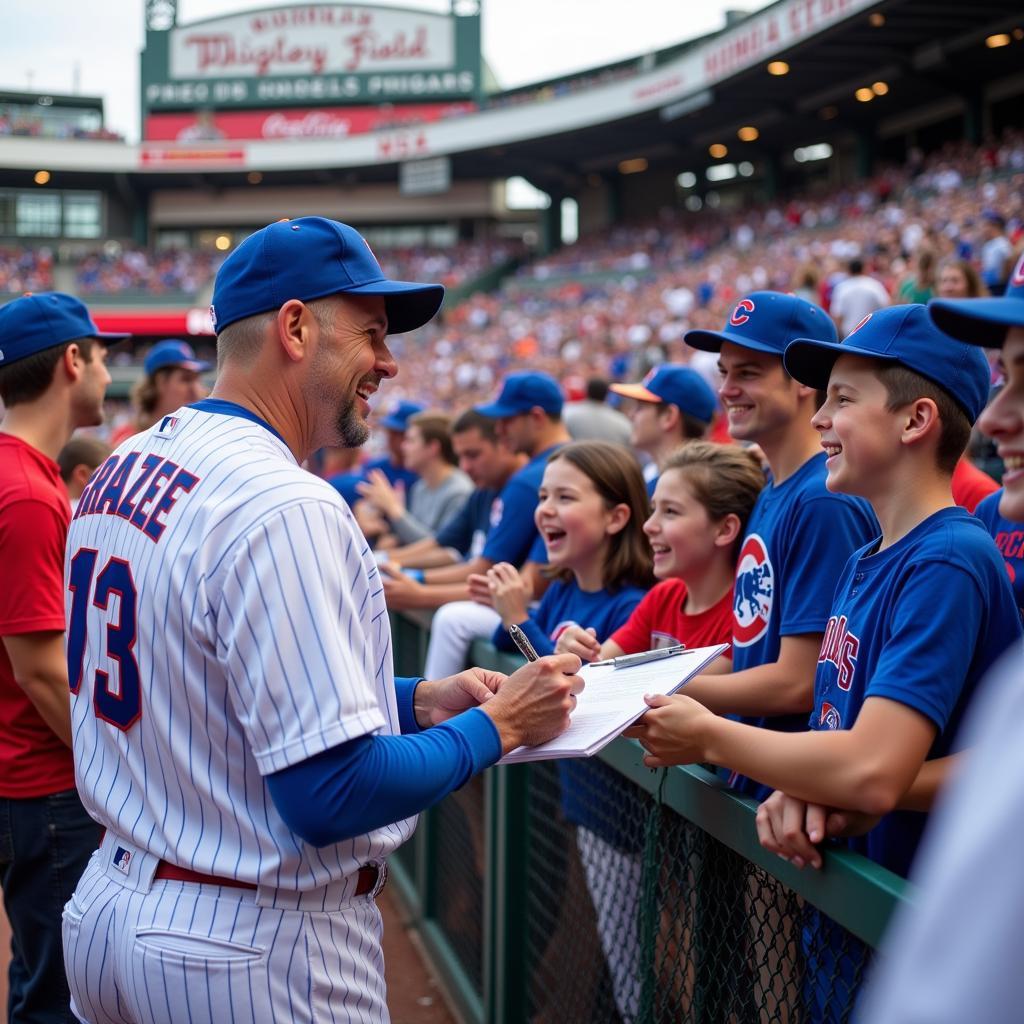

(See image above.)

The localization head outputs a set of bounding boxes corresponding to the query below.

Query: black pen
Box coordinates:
[508,623,540,662]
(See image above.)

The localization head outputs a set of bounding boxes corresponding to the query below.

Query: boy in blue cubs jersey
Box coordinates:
[629,305,1021,880]
[681,292,878,799]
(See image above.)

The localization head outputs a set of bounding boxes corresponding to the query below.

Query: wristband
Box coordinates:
[405,568,425,583]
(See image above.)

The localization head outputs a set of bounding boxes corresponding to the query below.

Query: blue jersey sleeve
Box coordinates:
[779,497,872,637]
[483,476,540,565]
[435,492,476,555]
[866,561,986,734]
[266,708,501,847]
[527,532,548,565]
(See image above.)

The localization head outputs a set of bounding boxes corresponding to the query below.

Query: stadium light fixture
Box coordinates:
[985,33,1011,48]
[618,158,648,175]
[738,161,755,177]
[706,163,737,182]
[767,61,789,76]
[1014,28,1023,40]
[855,87,874,102]
[33,170,50,185]
[247,171,263,185]
[868,12,885,27]
[737,126,759,142]
[794,143,833,163]
[685,195,703,211]
[214,234,232,251]
[677,171,697,188]
[872,81,889,95]
[709,143,728,159]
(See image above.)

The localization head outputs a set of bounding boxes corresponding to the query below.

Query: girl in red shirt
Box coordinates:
[557,440,764,668]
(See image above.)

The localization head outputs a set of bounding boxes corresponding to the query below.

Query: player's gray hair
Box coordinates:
[216,300,337,370]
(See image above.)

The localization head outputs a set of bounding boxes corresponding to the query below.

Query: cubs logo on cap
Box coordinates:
[685,290,836,355]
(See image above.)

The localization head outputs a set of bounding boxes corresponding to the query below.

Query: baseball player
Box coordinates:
[61,216,582,1024]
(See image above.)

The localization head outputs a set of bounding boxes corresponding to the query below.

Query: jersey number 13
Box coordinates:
[67,548,141,731]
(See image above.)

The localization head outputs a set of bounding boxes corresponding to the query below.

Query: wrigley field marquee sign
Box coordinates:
[141,3,482,113]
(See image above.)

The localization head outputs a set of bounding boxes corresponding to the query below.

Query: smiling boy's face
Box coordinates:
[812,353,907,498]
[979,329,1024,522]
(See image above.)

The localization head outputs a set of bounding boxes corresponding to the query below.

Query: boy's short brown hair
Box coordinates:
[874,364,972,474]
[0,337,96,407]
[408,412,457,466]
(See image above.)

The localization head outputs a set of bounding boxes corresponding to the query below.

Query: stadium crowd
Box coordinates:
[2,129,1024,1022]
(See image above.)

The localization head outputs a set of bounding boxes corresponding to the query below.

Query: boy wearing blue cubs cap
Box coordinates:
[678,291,878,801]
[631,304,1021,879]
[610,365,718,495]
[0,291,123,1021]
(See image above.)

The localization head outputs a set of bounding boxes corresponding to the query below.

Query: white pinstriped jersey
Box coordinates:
[64,403,414,889]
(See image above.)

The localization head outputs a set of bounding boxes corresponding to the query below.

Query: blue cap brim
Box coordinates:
[784,338,898,389]
[378,416,409,431]
[344,280,445,335]
[684,327,784,355]
[929,298,1022,349]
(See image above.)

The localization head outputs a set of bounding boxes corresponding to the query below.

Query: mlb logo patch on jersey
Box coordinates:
[819,702,842,730]
[155,415,181,438]
[733,533,774,647]
[112,846,133,874]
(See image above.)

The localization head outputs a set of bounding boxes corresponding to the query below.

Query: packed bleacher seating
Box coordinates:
[0,246,54,292]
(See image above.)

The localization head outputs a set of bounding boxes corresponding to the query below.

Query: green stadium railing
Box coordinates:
[389,611,911,1024]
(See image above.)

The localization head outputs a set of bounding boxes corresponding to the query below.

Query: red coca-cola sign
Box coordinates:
[144,102,475,142]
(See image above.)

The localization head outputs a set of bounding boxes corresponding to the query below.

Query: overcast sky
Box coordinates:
[0,0,769,140]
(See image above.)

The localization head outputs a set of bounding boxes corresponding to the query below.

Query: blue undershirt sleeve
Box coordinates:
[393,675,425,734]
[266,708,502,847]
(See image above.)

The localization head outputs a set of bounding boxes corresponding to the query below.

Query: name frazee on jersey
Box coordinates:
[65,405,413,890]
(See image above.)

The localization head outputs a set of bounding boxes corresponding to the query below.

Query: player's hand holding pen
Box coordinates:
[479,650,584,753]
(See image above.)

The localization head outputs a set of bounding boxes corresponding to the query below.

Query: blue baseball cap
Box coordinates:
[476,372,564,418]
[0,292,129,367]
[210,217,444,336]
[609,365,718,424]
[144,339,211,376]
[929,252,1024,349]
[784,304,991,423]
[685,290,837,355]
[378,398,426,433]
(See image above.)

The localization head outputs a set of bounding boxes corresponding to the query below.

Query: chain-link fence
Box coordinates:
[386,621,906,1024]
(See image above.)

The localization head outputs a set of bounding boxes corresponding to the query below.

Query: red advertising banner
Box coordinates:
[143,102,476,142]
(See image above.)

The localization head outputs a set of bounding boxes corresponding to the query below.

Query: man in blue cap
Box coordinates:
[679,291,878,800]
[610,365,719,494]
[111,338,210,446]
[60,217,582,1024]
[0,291,123,1023]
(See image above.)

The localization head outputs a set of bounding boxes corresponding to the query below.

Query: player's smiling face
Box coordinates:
[717,342,806,445]
[309,294,396,449]
[644,468,723,580]
[813,353,902,498]
[534,458,624,581]
[980,328,1024,521]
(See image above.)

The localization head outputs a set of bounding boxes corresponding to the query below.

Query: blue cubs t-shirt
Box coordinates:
[974,488,1024,613]
[491,576,647,658]
[435,487,497,561]
[363,455,418,492]
[811,506,1022,877]
[729,452,878,799]
[482,444,562,566]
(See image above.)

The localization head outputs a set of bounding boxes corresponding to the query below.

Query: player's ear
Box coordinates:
[276,300,313,363]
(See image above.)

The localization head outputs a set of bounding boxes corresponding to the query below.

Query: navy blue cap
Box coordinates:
[210,217,444,335]
[144,339,211,376]
[476,372,564,418]
[929,252,1024,349]
[784,304,991,423]
[379,398,426,433]
[609,365,718,423]
[0,292,129,367]
[685,290,837,355]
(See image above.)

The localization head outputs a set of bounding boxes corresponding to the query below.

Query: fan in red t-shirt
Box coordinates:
[555,441,765,670]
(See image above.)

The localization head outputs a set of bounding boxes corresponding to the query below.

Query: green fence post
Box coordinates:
[487,763,532,1024]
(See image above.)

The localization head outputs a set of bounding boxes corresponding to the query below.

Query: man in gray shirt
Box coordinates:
[358,411,473,544]
[564,377,632,445]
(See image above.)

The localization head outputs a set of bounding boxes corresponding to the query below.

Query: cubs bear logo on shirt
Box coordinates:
[733,533,774,647]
